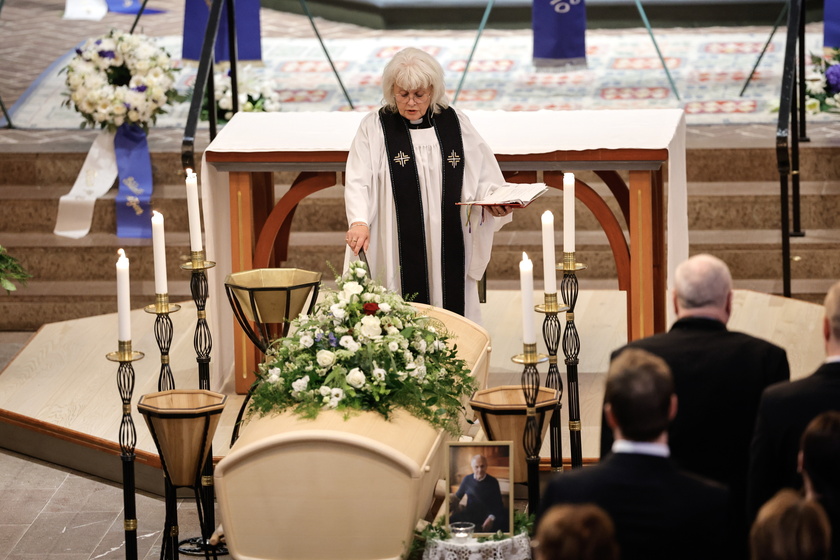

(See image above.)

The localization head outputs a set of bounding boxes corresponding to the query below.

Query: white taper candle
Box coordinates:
[541,210,557,294]
[116,249,130,341]
[563,172,575,254]
[185,169,203,252]
[520,252,535,344]
[151,211,167,295]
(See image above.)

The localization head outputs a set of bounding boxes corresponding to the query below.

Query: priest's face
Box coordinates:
[394,85,432,121]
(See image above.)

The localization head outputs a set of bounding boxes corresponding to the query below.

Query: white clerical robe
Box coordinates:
[344,107,511,324]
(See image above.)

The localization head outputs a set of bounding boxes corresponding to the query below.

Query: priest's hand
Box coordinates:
[346,222,370,256]
[487,205,513,218]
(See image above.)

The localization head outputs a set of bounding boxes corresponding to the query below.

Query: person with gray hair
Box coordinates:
[343,47,513,324]
[748,281,840,531]
[601,253,790,559]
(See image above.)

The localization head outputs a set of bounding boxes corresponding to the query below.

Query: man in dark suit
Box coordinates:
[601,253,790,557]
[747,281,840,522]
[540,348,728,560]
[800,411,840,560]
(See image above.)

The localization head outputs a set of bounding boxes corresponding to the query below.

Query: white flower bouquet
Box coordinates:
[203,65,281,123]
[62,29,180,132]
[805,48,840,114]
[249,261,476,435]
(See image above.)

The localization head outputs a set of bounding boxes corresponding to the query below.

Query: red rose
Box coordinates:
[363,302,380,315]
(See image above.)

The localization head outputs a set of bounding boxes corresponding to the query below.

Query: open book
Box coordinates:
[457,182,548,208]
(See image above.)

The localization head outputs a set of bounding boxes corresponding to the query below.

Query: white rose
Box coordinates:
[298,334,314,348]
[378,303,391,313]
[342,281,364,300]
[388,341,400,352]
[386,326,400,336]
[330,303,346,319]
[319,386,331,397]
[346,368,366,389]
[360,315,382,338]
[354,267,366,278]
[316,349,336,367]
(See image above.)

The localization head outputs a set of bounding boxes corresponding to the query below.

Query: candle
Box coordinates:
[519,252,535,344]
[563,172,575,254]
[116,249,131,341]
[151,211,168,295]
[541,210,557,294]
[185,168,203,252]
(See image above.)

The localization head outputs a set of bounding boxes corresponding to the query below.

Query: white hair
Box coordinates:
[381,47,449,114]
[673,254,732,310]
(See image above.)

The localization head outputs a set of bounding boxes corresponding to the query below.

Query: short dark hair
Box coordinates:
[605,348,674,442]
[750,489,831,560]
[801,411,840,514]
[534,504,619,560]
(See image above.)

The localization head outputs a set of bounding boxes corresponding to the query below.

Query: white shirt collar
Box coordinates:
[826,355,840,364]
[612,439,670,458]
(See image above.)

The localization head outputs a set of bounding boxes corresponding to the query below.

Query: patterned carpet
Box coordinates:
[7,27,835,128]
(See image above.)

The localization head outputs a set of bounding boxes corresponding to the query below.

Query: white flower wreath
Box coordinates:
[62,29,180,132]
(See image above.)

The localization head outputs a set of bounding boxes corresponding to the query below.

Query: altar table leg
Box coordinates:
[628,169,666,340]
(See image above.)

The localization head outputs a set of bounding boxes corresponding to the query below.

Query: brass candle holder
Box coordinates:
[106,340,144,560]
[512,342,548,513]
[144,293,181,392]
[560,252,587,469]
[535,292,570,473]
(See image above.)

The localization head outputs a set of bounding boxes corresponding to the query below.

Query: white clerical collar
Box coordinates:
[612,439,670,458]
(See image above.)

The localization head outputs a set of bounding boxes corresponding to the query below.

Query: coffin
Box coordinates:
[214,303,492,560]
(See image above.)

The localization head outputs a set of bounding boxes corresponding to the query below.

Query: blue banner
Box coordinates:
[105,0,163,14]
[826,0,840,49]
[114,125,153,239]
[182,0,262,63]
[533,0,588,69]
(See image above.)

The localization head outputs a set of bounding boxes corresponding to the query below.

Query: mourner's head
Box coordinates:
[382,47,449,118]
[823,280,840,347]
[604,348,676,443]
[750,489,831,560]
[673,253,733,322]
[534,504,619,560]
[800,411,840,509]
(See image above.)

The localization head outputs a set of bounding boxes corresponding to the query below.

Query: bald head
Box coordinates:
[673,254,733,322]
[824,281,840,342]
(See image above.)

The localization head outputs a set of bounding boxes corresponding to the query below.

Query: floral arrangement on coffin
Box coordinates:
[805,48,840,114]
[0,245,31,294]
[62,29,180,132]
[249,261,476,435]
[203,65,282,123]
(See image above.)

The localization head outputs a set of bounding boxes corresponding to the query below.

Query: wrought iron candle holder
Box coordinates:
[144,294,181,391]
[179,249,220,556]
[560,252,587,469]
[535,292,570,472]
[512,342,549,513]
[106,340,144,560]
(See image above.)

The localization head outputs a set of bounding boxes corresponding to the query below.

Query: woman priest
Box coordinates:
[343,47,513,324]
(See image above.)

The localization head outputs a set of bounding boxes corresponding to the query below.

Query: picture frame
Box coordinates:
[445,441,515,537]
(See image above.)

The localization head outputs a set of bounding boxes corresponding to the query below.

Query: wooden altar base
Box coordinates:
[0,289,825,494]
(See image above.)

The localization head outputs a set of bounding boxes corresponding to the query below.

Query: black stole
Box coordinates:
[379,107,466,315]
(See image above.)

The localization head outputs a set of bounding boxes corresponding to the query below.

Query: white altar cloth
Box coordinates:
[201,109,687,390]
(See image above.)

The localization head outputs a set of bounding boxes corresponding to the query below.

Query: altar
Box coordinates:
[200,109,687,393]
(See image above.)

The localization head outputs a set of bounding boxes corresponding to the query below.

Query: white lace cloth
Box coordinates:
[423,532,531,560]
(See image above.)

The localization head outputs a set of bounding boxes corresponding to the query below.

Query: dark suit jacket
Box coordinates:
[600,317,789,556]
[747,361,840,520]
[538,452,729,560]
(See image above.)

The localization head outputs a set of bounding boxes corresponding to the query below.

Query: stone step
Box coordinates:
[2,141,839,187]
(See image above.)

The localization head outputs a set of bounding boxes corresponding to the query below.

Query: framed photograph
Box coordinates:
[445,441,515,537]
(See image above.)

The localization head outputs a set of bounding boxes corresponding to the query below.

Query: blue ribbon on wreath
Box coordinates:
[105,0,163,14]
[114,124,153,239]
[532,0,588,69]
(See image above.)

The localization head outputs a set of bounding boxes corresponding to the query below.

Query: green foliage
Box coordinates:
[0,246,31,294]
